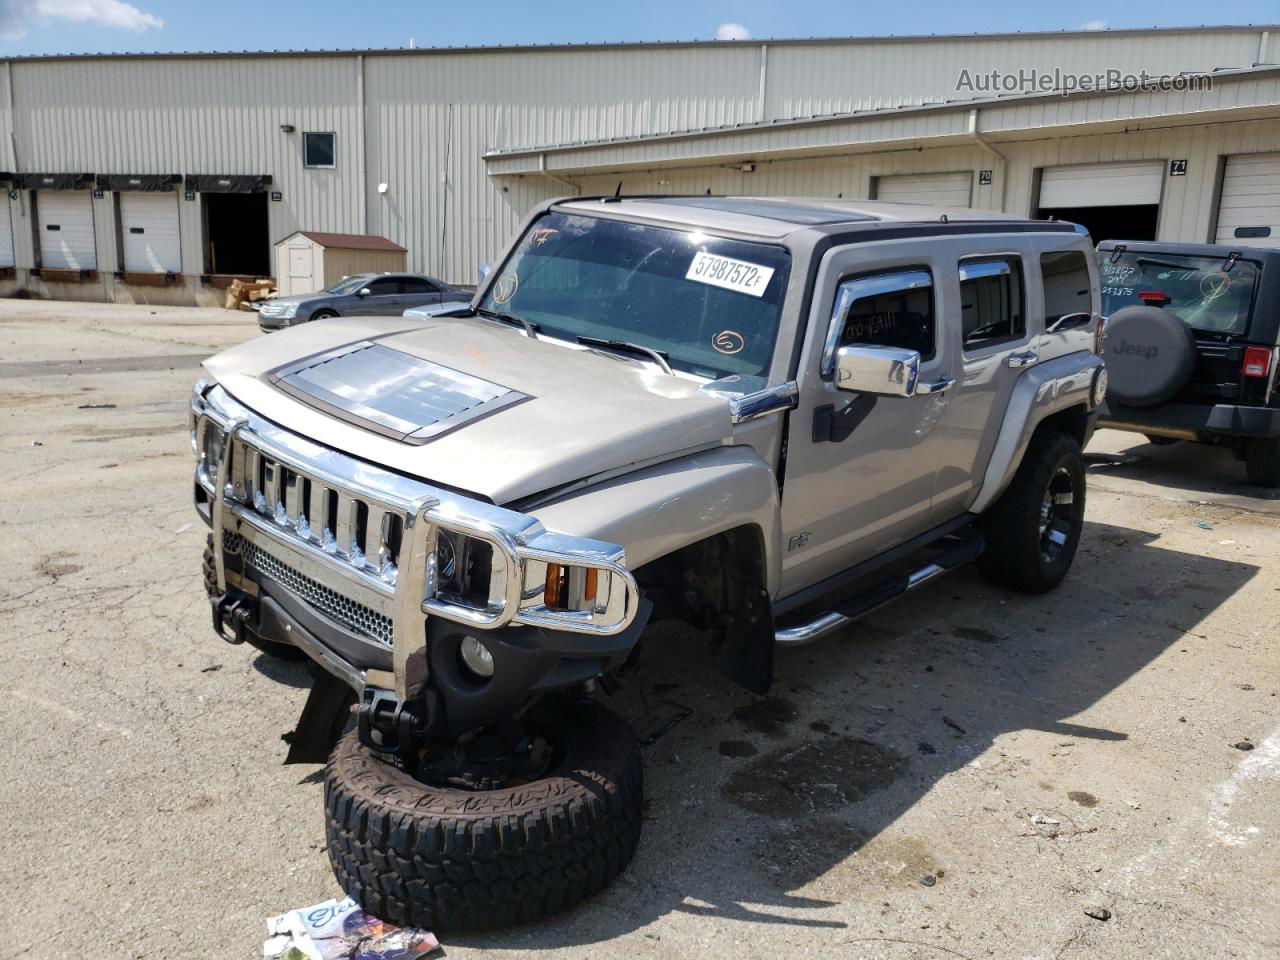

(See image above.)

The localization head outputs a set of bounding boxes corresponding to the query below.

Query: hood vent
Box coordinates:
[269,340,528,443]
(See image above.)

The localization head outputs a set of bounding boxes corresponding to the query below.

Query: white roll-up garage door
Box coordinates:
[1215,153,1280,249]
[1038,161,1164,208]
[120,192,182,272]
[37,191,96,270]
[875,171,973,207]
[0,197,13,269]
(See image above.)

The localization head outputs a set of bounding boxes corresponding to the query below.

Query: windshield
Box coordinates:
[1099,252,1258,336]
[478,212,792,379]
[325,274,373,295]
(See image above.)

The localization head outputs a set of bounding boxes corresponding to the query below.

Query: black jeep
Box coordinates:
[1095,240,1280,486]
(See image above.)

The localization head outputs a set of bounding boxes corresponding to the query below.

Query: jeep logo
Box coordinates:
[1111,338,1158,360]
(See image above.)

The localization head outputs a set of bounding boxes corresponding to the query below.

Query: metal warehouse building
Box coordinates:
[0,24,1278,305]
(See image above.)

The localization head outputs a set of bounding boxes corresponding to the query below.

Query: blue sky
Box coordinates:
[1,0,1277,56]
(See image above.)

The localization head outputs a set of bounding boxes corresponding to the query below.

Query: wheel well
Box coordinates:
[632,524,775,694]
[634,524,767,626]
[1035,404,1089,447]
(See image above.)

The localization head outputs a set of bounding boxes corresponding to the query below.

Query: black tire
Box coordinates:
[1145,435,1180,447]
[310,309,339,321]
[324,697,643,932]
[1245,437,1280,488]
[977,430,1086,594]
[201,534,305,660]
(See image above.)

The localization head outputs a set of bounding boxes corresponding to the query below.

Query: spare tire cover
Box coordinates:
[1103,304,1197,408]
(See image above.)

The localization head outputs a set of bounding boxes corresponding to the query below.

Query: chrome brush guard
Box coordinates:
[193,385,640,701]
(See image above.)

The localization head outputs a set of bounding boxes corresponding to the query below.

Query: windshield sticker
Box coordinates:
[492,272,519,304]
[712,330,746,355]
[686,251,775,298]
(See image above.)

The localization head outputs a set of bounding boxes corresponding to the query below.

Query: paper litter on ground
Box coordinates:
[263,895,439,960]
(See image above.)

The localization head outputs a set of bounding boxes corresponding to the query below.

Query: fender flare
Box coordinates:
[970,350,1102,514]
[526,445,783,595]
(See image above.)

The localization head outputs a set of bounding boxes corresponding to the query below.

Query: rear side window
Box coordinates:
[959,256,1025,350]
[400,278,438,294]
[828,269,936,364]
[1040,250,1093,325]
[1099,251,1258,337]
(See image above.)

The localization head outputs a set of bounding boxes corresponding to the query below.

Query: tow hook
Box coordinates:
[211,589,255,645]
[358,688,428,768]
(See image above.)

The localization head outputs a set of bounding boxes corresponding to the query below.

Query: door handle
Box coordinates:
[1008,351,1039,368]
[916,376,955,395]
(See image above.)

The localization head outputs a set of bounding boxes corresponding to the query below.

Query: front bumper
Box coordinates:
[193,384,647,737]
[1097,398,1280,440]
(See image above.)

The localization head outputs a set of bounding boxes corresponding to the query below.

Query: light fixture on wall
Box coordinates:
[279,124,296,133]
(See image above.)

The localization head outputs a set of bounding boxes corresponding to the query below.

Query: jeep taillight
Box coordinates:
[1093,314,1106,355]
[1242,346,1272,379]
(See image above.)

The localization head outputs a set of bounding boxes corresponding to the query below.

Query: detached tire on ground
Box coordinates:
[324,697,643,932]
[978,429,1086,594]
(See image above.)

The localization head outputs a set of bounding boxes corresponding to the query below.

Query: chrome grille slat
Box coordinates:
[226,531,393,646]
[228,436,401,586]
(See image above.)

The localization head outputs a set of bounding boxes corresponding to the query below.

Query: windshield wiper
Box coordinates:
[474,306,539,338]
[1136,256,1192,272]
[576,336,674,375]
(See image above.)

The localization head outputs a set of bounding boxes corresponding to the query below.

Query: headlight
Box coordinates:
[420,515,639,635]
[280,302,299,318]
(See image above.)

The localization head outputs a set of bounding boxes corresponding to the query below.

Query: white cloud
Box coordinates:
[715,22,752,41]
[0,0,163,39]
[1080,20,1108,31]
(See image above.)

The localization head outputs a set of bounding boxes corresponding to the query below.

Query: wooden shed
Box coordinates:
[274,231,408,296]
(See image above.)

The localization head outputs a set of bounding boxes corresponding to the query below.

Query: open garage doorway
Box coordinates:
[1036,161,1163,244]
[202,192,269,276]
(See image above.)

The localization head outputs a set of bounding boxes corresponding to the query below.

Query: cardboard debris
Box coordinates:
[225,278,276,311]
[263,896,438,960]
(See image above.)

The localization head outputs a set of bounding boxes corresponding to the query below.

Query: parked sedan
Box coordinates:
[256,273,469,331]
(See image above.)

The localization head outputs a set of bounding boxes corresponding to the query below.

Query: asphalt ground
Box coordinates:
[1,299,1276,959]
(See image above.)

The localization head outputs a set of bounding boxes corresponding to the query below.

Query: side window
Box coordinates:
[959,256,1024,351]
[825,269,935,375]
[366,278,398,295]
[1040,250,1092,325]
[399,278,438,294]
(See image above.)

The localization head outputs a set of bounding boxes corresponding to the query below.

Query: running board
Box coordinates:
[774,531,984,647]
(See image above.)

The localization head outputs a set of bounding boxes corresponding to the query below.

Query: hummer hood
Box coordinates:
[203,315,733,504]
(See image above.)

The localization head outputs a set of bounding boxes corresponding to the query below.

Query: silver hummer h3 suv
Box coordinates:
[191,196,1106,932]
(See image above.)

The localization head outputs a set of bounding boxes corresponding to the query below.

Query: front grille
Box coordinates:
[228,436,404,586]
[226,531,393,646]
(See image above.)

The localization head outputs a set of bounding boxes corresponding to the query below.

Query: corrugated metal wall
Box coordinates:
[0,26,1273,294]
[566,116,1280,246]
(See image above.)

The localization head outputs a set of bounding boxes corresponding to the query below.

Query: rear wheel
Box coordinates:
[1245,437,1280,488]
[324,697,643,932]
[978,430,1086,594]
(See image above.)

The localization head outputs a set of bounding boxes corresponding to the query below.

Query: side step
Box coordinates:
[774,530,984,647]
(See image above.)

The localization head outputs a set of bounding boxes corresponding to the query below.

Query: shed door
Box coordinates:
[876,171,973,207]
[120,192,181,272]
[0,197,13,268]
[287,243,317,295]
[1215,153,1280,249]
[1038,162,1164,207]
[38,191,96,270]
